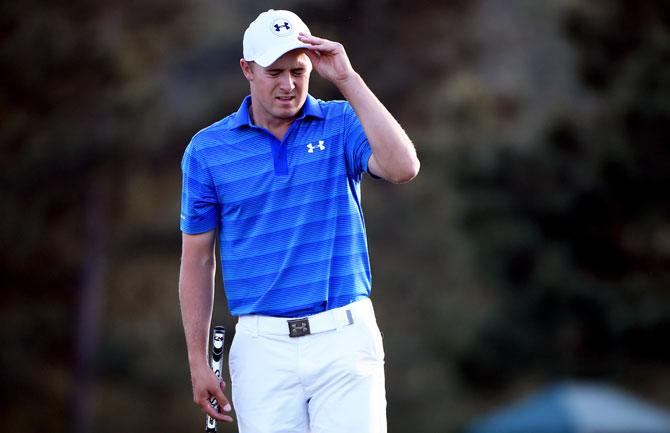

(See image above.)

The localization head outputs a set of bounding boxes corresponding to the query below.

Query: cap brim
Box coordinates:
[252,40,312,67]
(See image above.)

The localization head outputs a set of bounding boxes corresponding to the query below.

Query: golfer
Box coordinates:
[179,9,419,433]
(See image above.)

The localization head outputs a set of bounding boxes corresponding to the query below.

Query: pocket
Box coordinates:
[228,325,243,379]
[368,321,385,361]
[354,317,385,363]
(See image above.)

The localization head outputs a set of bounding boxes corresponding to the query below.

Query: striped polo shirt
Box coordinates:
[180,94,374,317]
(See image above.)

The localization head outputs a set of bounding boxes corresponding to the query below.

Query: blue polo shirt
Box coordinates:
[180,94,374,317]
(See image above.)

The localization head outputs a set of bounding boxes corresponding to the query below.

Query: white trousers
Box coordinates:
[229,298,387,433]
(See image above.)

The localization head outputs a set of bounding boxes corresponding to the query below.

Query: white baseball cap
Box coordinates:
[243,9,312,67]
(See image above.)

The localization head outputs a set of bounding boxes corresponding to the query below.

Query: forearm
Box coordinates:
[178,254,216,369]
[297,32,419,182]
[338,73,420,183]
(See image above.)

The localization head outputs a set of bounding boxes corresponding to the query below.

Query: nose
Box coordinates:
[278,71,295,92]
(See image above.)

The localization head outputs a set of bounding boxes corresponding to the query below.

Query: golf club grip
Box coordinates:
[205,326,226,432]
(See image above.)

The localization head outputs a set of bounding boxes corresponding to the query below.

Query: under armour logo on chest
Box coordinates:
[306,140,326,153]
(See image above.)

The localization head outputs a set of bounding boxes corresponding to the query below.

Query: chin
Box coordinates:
[274,107,300,119]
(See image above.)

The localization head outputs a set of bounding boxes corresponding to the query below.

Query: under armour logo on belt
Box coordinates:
[307,140,325,153]
[274,21,290,32]
[288,318,311,337]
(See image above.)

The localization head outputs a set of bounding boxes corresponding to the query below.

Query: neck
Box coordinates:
[248,104,294,141]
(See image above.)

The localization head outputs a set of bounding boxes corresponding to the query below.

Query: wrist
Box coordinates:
[188,353,209,370]
[335,71,363,98]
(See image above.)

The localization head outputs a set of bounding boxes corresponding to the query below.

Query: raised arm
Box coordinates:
[178,231,233,423]
[298,33,420,183]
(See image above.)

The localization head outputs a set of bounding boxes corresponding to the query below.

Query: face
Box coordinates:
[240,50,312,125]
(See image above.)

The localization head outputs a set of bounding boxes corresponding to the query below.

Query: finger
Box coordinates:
[198,384,233,422]
[298,32,327,46]
[202,400,234,423]
[299,33,342,54]
[213,380,232,412]
[303,49,320,65]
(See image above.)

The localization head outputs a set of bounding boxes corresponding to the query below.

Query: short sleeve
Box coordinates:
[342,103,375,179]
[180,140,219,234]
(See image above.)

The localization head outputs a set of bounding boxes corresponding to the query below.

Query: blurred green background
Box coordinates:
[2,0,670,432]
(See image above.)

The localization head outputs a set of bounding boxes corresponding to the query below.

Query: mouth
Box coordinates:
[275,95,295,103]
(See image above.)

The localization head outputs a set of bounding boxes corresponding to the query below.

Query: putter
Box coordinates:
[205,326,226,432]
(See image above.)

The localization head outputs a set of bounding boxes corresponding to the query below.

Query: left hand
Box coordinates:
[298,33,356,85]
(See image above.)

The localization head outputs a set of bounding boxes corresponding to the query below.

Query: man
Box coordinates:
[179,9,419,433]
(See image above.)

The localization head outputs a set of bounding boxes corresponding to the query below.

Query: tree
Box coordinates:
[452,0,670,393]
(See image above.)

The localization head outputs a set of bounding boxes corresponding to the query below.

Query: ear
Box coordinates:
[240,59,254,82]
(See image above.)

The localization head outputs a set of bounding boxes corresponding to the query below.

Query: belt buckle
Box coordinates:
[287,318,310,337]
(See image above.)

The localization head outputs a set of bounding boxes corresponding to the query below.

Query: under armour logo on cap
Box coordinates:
[273,20,292,35]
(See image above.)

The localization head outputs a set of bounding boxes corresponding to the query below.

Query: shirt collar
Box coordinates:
[229,94,324,130]
[299,94,324,120]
